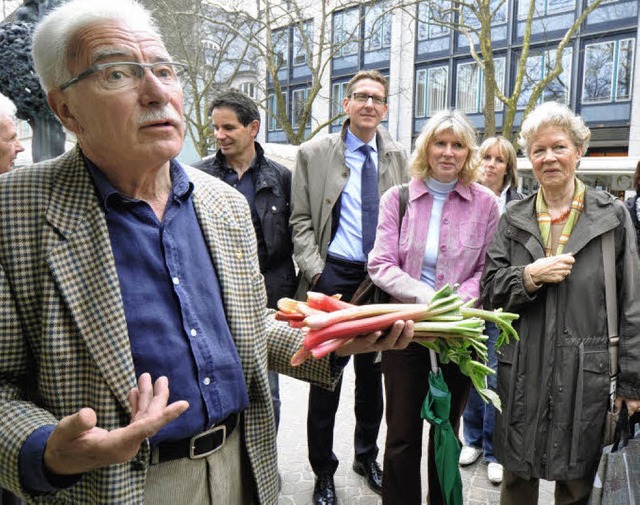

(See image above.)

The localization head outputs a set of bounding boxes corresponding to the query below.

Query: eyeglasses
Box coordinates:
[350,92,387,105]
[59,61,187,91]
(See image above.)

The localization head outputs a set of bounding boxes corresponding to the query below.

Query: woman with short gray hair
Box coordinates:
[481,102,640,504]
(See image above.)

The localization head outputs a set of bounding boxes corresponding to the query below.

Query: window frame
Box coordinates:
[581,37,635,104]
[267,92,287,132]
[517,48,573,109]
[415,65,449,118]
[517,0,576,20]
[332,7,360,58]
[292,20,313,67]
[364,0,392,52]
[292,87,311,128]
[455,57,505,114]
[417,1,452,40]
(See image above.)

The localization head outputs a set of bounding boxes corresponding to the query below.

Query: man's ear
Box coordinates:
[47,90,83,135]
[249,119,260,139]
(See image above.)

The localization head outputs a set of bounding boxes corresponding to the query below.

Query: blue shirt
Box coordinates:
[328,128,379,262]
[20,158,249,493]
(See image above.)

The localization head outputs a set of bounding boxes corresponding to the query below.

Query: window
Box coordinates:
[582,38,635,103]
[415,66,448,118]
[292,88,310,128]
[267,93,287,131]
[417,1,450,40]
[517,48,572,109]
[293,21,313,66]
[333,8,359,57]
[461,0,507,27]
[239,82,256,100]
[273,29,289,70]
[365,1,392,51]
[456,58,505,114]
[518,0,575,19]
[331,81,349,124]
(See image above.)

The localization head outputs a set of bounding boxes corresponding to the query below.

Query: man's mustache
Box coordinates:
[138,107,183,126]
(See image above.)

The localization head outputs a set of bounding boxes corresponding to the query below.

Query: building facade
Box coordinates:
[264,0,640,195]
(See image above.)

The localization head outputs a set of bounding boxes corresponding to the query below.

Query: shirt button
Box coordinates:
[203,377,211,386]
[271,205,277,211]
[190,328,197,337]
[172,277,180,285]
[440,245,446,252]
[443,218,449,224]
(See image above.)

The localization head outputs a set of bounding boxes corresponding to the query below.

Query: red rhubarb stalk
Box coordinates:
[290,347,311,366]
[303,306,429,350]
[275,310,306,322]
[306,291,354,312]
[310,337,354,359]
[304,303,425,330]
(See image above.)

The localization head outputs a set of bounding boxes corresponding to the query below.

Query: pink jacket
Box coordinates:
[367,177,499,305]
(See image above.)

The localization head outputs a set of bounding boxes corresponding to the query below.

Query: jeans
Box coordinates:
[462,321,499,463]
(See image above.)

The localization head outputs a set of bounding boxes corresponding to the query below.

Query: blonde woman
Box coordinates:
[368,110,500,504]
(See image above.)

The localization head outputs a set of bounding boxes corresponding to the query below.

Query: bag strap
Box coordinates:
[398,183,409,224]
[602,229,618,416]
[602,229,618,376]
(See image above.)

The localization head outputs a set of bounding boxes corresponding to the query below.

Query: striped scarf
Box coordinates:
[536,177,585,256]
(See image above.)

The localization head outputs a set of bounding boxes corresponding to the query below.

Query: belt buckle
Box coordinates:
[189,424,226,459]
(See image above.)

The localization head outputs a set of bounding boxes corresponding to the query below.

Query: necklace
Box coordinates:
[550,206,571,224]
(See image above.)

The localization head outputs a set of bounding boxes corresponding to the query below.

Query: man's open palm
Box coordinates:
[44,374,189,475]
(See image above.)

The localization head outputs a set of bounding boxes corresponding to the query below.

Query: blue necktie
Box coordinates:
[359,144,379,256]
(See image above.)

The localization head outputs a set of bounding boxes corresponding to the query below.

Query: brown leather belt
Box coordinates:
[150,412,240,465]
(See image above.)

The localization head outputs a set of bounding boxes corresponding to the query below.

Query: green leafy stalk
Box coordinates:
[460,306,520,348]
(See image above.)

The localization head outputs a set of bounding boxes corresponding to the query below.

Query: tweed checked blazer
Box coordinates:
[0,146,337,504]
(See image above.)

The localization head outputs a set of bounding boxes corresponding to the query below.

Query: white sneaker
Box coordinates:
[487,462,503,484]
[459,446,482,466]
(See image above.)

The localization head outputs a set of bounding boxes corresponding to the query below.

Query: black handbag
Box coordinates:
[591,403,640,504]
[350,183,409,306]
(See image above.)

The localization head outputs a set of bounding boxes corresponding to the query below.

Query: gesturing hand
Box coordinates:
[44,373,189,475]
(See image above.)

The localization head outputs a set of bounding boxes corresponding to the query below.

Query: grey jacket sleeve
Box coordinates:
[290,146,324,284]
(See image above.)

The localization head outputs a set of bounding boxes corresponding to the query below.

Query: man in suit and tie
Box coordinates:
[0,2,413,504]
[291,70,408,504]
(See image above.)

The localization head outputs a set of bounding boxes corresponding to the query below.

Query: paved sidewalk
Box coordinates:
[277,364,554,504]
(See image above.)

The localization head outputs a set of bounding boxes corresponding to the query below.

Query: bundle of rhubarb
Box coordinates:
[276,284,519,408]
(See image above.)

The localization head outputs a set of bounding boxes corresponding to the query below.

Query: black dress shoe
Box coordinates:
[352,459,382,495]
[313,473,337,505]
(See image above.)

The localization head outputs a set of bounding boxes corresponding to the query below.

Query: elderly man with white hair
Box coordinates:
[0,93,25,173]
[0,1,413,504]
